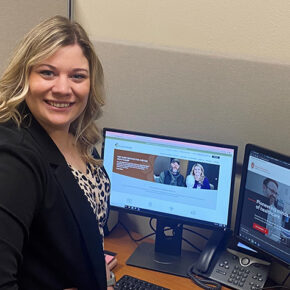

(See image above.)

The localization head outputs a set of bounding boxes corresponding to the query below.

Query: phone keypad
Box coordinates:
[210,251,269,290]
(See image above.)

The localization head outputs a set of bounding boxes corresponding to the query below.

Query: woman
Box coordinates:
[186,163,211,189]
[0,16,113,289]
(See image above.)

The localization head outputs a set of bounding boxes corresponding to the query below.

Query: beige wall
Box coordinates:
[74,0,290,64]
[0,0,69,74]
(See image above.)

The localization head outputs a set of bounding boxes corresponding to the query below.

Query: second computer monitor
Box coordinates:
[235,144,290,267]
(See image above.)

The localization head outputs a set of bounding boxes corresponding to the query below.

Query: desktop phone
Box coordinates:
[192,236,270,290]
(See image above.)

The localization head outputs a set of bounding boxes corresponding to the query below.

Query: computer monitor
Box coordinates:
[234,144,290,267]
[102,128,237,276]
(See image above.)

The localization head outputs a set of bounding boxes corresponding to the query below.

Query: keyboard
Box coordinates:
[114,274,170,290]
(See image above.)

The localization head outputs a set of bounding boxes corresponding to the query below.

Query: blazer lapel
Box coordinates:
[25,116,106,285]
[54,165,106,276]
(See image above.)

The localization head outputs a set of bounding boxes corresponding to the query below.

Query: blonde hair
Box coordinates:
[0,15,104,165]
[190,163,205,183]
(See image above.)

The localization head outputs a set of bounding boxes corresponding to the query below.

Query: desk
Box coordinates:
[104,225,230,289]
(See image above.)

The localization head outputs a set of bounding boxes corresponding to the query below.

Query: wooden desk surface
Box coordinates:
[104,225,230,289]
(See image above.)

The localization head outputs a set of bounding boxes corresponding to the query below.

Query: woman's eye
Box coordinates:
[72,74,87,81]
[39,70,54,77]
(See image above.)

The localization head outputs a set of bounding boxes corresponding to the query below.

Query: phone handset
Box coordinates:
[187,230,231,290]
[196,230,227,273]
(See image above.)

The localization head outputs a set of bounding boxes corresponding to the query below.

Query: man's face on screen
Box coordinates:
[171,162,180,173]
[264,181,278,205]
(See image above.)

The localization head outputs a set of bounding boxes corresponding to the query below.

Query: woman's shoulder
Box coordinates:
[0,120,45,162]
[0,120,25,144]
[0,121,47,187]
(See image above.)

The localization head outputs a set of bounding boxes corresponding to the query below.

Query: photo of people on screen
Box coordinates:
[186,163,211,189]
[262,178,284,242]
[155,158,185,186]
[184,161,220,190]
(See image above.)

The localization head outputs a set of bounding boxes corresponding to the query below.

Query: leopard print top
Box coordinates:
[69,163,110,238]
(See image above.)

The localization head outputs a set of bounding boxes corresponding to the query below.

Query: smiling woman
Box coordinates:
[27,45,90,136]
[187,163,211,190]
[0,16,113,289]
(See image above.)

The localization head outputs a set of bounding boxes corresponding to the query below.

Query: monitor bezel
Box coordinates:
[102,127,238,232]
[234,143,290,267]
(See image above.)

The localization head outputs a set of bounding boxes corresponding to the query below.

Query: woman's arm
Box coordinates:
[0,147,43,289]
[105,262,114,290]
[202,177,211,189]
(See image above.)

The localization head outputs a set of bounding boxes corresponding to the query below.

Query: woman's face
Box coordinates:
[26,44,90,133]
[193,166,202,179]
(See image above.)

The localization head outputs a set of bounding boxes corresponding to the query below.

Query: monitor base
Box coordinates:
[126,242,199,277]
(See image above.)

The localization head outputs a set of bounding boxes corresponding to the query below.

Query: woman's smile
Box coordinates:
[45,100,74,108]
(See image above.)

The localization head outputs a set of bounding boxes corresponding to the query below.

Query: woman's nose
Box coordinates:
[52,75,71,95]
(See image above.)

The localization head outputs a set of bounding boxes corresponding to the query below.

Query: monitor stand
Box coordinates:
[126,218,200,277]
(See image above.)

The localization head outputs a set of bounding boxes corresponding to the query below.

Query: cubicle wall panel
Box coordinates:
[93,40,290,164]
[0,0,69,74]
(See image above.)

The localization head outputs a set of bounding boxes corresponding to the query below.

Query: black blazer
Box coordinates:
[0,117,107,290]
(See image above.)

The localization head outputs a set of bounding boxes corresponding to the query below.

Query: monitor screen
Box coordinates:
[102,128,237,276]
[102,128,237,230]
[235,144,290,267]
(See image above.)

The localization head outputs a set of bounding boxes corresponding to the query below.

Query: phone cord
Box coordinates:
[187,263,222,290]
